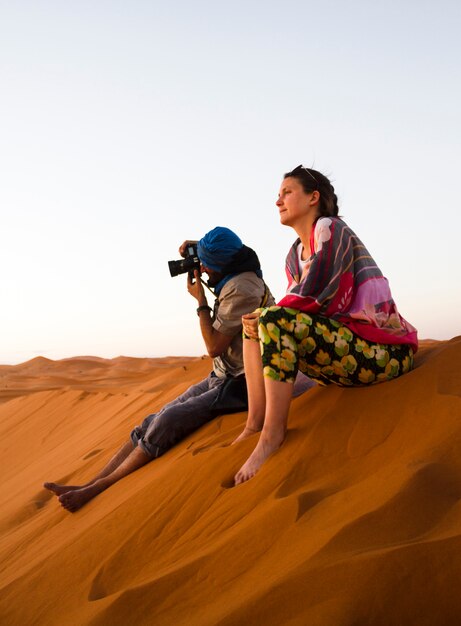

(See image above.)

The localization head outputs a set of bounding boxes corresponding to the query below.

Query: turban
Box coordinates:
[197,227,243,271]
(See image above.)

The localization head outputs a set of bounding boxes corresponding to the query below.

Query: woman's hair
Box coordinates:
[284,165,340,218]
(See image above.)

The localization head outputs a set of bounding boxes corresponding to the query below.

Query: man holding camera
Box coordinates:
[44,227,275,511]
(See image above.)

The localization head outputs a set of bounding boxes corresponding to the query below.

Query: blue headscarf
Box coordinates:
[197,227,243,271]
[197,226,262,295]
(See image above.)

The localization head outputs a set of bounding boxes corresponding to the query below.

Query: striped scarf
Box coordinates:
[277,217,418,350]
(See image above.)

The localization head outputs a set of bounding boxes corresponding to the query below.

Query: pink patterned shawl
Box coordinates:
[277,217,418,351]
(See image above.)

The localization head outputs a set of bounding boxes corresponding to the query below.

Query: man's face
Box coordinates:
[200,264,223,287]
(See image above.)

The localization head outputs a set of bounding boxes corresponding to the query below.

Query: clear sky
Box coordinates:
[1,0,460,364]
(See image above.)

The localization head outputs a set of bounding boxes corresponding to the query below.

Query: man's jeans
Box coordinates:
[131,373,225,458]
[130,371,316,458]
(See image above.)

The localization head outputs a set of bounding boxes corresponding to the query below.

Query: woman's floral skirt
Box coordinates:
[251,306,414,387]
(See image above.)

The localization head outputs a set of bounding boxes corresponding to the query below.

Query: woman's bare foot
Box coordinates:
[58,483,103,512]
[43,482,83,497]
[234,433,284,485]
[231,426,260,445]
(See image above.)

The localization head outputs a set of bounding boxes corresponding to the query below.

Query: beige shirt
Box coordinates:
[212,272,275,378]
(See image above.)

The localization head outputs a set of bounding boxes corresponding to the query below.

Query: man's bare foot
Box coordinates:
[231,426,260,445]
[44,482,83,497]
[234,434,284,485]
[58,483,103,512]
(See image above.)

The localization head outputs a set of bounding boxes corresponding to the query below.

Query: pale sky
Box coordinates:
[1,0,460,364]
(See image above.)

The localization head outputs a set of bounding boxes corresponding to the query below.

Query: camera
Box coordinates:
[168,243,201,280]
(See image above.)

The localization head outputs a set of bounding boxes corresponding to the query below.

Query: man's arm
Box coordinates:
[197,306,234,357]
[188,270,234,358]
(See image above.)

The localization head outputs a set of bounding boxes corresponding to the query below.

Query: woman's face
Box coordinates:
[276,176,319,229]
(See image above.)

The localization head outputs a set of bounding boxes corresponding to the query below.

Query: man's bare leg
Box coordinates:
[234,378,293,485]
[44,441,135,496]
[58,445,151,512]
[232,339,266,445]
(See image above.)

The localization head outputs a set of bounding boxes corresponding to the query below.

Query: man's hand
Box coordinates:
[242,309,261,340]
[187,270,207,306]
[189,269,232,358]
[179,240,199,258]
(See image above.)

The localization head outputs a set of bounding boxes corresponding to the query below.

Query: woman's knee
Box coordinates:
[259,305,285,324]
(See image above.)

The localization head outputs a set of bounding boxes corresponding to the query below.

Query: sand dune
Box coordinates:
[1,338,460,625]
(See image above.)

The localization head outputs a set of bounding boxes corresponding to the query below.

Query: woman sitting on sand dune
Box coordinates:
[233,165,418,485]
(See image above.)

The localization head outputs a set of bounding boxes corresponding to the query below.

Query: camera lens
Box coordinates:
[168,243,201,278]
[168,259,184,277]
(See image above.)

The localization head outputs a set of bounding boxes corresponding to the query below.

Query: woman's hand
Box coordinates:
[242,309,261,340]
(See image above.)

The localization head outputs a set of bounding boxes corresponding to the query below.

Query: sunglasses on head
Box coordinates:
[292,164,318,186]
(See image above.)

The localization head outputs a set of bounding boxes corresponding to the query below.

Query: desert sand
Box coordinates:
[0,338,460,625]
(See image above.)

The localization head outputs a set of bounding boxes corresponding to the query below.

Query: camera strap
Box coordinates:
[200,276,269,306]
[200,278,217,298]
[259,282,271,308]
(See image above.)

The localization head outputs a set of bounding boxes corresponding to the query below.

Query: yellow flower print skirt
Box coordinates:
[252,306,414,387]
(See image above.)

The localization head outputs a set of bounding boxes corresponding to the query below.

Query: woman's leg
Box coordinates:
[234,305,415,485]
[234,306,304,484]
[232,339,267,444]
[234,377,293,484]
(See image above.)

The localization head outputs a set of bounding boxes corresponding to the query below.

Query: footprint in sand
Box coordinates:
[83,448,103,459]
[33,489,55,509]
[274,469,334,520]
[220,476,236,489]
[191,442,230,456]
[295,489,330,521]
[3,488,56,530]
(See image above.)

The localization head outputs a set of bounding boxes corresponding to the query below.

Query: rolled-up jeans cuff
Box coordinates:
[130,428,164,459]
[130,428,141,448]
[139,438,165,459]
